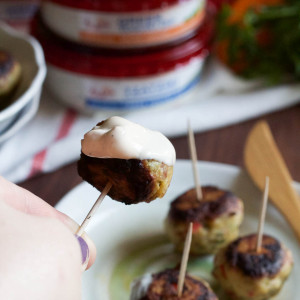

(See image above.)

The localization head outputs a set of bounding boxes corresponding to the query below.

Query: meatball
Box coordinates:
[213,234,293,300]
[0,50,21,108]
[130,268,218,300]
[78,156,173,204]
[165,186,244,255]
[77,116,175,205]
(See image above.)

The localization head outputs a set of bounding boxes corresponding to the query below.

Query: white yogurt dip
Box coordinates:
[81,116,176,166]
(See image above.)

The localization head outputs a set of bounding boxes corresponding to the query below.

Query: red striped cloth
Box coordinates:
[29,109,77,177]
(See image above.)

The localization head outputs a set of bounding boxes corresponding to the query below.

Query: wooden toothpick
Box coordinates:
[256,176,269,252]
[177,222,193,297]
[187,120,202,201]
[76,182,112,236]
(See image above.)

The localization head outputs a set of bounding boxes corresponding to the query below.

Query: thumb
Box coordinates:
[0,176,96,269]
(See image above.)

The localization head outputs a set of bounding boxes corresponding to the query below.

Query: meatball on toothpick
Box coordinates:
[130,268,218,300]
[213,234,293,300]
[213,177,293,300]
[165,123,243,255]
[165,186,244,255]
[130,223,218,300]
[78,116,176,205]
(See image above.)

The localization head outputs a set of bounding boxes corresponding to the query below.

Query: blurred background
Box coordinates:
[1,3,300,300]
[0,0,299,203]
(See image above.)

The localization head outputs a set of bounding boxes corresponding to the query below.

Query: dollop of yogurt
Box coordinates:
[130,273,153,300]
[81,116,176,166]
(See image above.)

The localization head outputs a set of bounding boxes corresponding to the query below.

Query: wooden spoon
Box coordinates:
[244,120,300,242]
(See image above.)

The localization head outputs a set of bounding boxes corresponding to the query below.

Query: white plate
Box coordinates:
[57,160,300,300]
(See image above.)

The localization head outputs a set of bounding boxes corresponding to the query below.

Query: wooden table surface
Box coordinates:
[19,104,300,208]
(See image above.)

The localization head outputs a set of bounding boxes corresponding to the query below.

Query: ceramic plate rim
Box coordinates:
[56,160,300,300]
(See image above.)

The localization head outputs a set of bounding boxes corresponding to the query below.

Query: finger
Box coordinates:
[0,176,96,269]
[0,176,63,218]
[62,215,97,270]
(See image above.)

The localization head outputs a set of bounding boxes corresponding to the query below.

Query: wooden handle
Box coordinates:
[244,121,300,242]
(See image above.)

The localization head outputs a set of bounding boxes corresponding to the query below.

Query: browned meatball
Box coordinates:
[165,186,244,255]
[0,50,21,108]
[77,154,173,205]
[130,268,218,300]
[213,234,293,300]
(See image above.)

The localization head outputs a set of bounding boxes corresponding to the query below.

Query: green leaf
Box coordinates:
[215,1,300,84]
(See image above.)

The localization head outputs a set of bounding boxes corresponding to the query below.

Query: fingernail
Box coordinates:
[75,235,90,269]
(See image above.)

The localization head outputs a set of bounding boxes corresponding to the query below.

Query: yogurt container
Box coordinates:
[32,13,214,114]
[41,0,206,48]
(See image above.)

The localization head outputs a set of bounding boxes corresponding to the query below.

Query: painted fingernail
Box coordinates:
[75,235,90,269]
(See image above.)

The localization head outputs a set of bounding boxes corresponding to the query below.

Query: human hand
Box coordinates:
[0,176,96,300]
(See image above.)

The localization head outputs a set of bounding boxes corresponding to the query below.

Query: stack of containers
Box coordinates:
[32,0,215,113]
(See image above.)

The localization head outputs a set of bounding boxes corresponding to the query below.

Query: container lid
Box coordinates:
[31,5,215,78]
[47,0,195,13]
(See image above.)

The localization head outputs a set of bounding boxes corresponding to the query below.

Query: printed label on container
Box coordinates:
[46,56,205,112]
[0,1,40,31]
[42,0,206,47]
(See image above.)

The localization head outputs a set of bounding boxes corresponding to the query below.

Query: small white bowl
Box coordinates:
[0,22,46,143]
